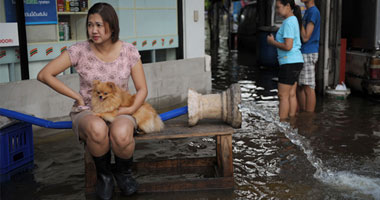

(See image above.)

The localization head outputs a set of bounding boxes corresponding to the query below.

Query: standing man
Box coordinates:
[297,0,320,112]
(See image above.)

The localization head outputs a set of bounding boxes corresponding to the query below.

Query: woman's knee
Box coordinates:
[110,119,134,147]
[83,118,109,144]
[278,92,289,101]
[289,90,297,98]
[278,83,292,100]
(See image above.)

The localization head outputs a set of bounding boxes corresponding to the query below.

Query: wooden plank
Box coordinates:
[135,117,234,141]
[137,177,235,193]
[86,177,234,195]
[134,157,217,178]
[135,130,233,140]
[134,157,216,171]
[216,135,222,175]
[218,135,233,177]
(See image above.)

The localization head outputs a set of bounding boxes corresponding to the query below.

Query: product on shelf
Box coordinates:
[65,0,70,12]
[80,0,88,11]
[59,0,87,12]
[59,22,70,41]
[57,0,64,12]
[70,0,80,12]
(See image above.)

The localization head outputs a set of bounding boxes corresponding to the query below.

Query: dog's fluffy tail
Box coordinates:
[138,115,164,133]
[134,103,164,134]
[142,115,164,133]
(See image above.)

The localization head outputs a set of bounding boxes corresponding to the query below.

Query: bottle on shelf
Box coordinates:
[59,22,70,41]
[65,0,70,12]
[80,0,88,12]
[70,0,80,12]
[57,0,64,12]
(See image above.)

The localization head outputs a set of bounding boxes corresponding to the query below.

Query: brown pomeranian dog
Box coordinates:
[91,80,164,134]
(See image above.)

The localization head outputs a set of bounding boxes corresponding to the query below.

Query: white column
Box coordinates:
[182,0,205,59]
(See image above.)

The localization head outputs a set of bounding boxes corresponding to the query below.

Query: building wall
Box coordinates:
[183,0,205,59]
[0,57,211,119]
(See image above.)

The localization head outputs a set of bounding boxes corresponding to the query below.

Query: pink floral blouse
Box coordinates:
[67,41,140,107]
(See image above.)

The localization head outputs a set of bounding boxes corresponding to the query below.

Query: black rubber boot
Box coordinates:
[93,151,114,200]
[113,156,138,196]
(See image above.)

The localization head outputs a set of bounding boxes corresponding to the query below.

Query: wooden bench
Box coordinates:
[84,115,235,195]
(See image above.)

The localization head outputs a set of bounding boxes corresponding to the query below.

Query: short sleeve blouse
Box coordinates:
[67,41,140,107]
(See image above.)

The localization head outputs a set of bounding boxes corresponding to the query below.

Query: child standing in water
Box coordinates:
[297,0,320,112]
[267,0,304,121]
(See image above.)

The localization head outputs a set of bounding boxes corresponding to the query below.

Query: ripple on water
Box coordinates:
[238,99,380,199]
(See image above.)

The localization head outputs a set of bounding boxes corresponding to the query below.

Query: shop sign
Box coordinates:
[5,0,58,25]
[0,23,19,47]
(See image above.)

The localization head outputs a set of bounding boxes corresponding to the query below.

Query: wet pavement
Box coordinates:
[2,17,380,200]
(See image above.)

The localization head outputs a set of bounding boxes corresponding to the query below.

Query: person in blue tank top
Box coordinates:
[297,0,320,113]
[267,0,304,121]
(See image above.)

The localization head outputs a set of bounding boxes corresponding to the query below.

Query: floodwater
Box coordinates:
[2,19,380,200]
[207,26,380,199]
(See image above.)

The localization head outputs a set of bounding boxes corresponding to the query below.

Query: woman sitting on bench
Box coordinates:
[37,3,147,200]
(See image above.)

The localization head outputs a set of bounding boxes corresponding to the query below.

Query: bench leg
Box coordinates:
[216,135,233,177]
[84,146,97,194]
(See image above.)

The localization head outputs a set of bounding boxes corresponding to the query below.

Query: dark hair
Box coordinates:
[277,0,302,31]
[86,3,119,43]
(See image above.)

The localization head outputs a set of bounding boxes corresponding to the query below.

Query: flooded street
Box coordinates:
[2,17,380,200]
[207,17,380,199]
[234,94,380,199]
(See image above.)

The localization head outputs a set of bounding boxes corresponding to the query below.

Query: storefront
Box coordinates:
[0,0,189,84]
[0,0,209,119]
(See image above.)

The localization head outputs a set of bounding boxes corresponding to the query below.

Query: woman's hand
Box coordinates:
[75,95,85,106]
[267,34,275,45]
[73,92,85,106]
[267,34,293,51]
[117,106,134,116]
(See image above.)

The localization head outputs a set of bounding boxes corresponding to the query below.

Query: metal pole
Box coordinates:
[334,0,343,85]
[176,0,184,60]
[8,63,15,82]
[151,50,156,63]
[15,0,29,80]
[323,0,331,93]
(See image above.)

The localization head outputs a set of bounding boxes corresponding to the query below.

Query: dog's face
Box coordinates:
[92,80,117,102]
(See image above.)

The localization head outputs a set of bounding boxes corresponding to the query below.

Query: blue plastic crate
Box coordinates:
[0,122,34,175]
[0,162,34,183]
